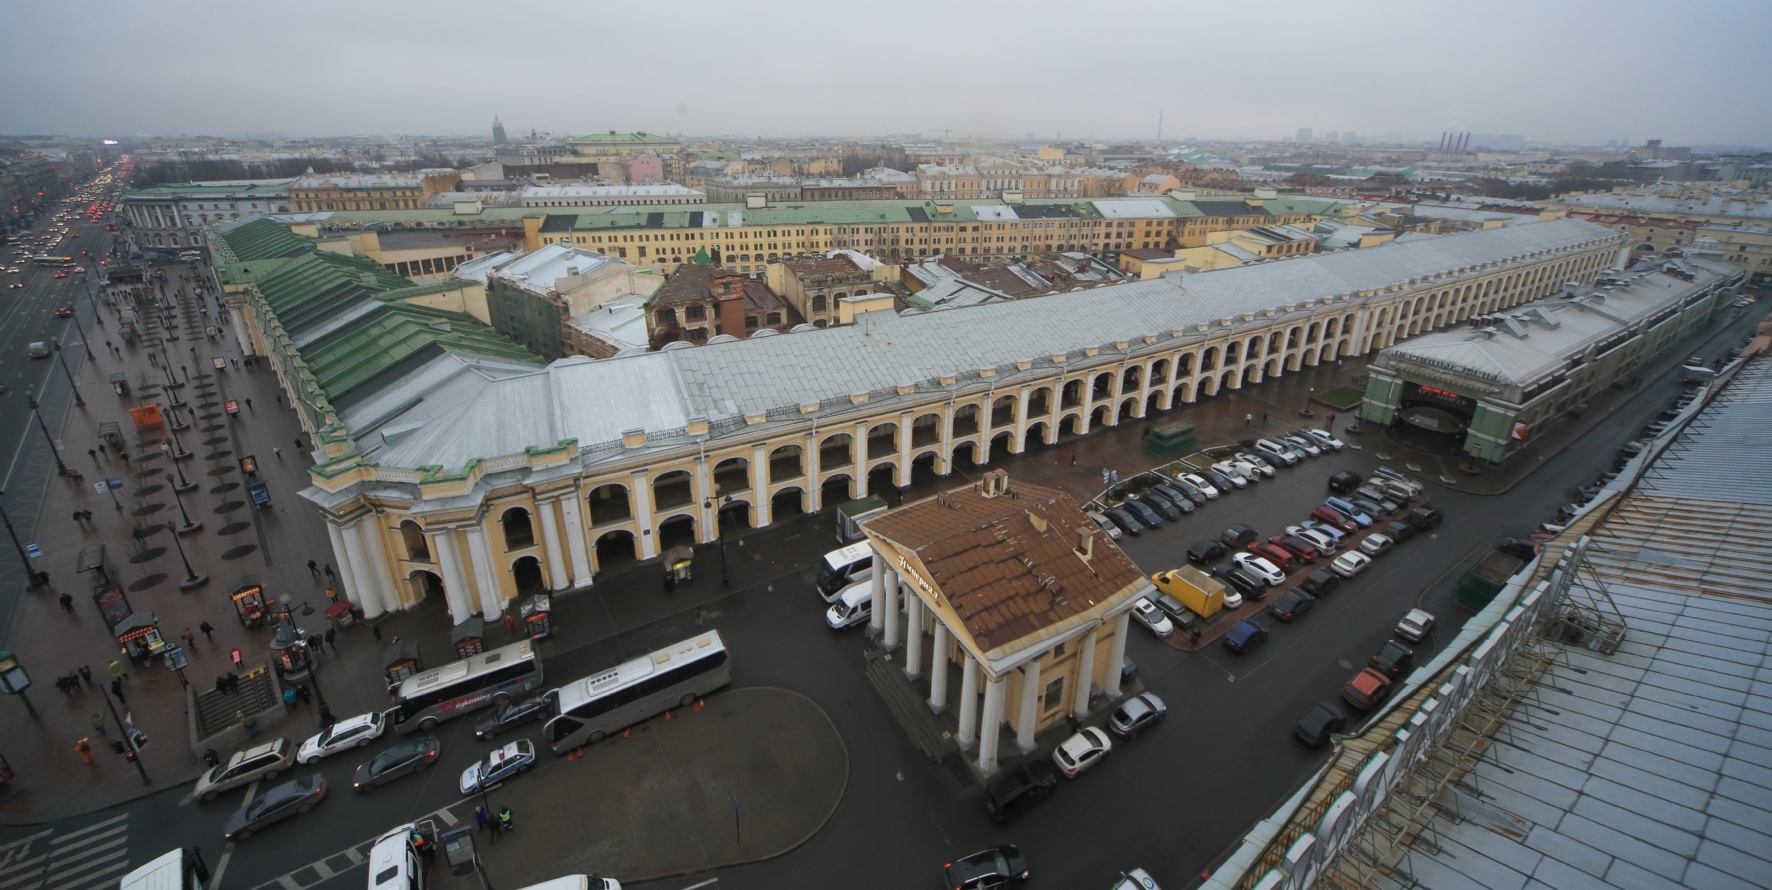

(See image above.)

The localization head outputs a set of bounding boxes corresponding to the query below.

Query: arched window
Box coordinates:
[500,507,535,550]
[811,295,827,312]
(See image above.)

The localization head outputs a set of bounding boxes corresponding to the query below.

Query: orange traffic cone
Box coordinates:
[693,699,704,712]
[664,710,673,720]
[622,727,630,738]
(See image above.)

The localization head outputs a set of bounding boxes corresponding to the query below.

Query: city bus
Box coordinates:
[120,848,207,890]
[31,255,75,267]
[543,630,730,753]
[390,640,542,733]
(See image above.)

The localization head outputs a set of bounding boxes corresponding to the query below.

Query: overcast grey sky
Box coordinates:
[4,0,1767,148]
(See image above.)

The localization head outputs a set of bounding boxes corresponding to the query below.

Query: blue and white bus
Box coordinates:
[390,640,542,733]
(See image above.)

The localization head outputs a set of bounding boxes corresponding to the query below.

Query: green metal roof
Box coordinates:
[304,301,542,403]
[125,180,294,197]
[215,217,313,262]
[567,131,675,145]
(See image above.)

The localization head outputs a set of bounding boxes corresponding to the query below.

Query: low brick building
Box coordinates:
[646,264,798,347]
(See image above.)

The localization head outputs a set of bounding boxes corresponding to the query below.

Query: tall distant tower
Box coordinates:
[492,117,507,145]
[1295,127,1312,144]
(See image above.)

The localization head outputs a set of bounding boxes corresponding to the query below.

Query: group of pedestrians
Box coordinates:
[473,805,517,840]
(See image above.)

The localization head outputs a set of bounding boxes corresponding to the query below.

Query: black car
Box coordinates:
[1121,498,1164,529]
[1268,589,1316,622]
[1221,523,1258,547]
[1406,506,1444,530]
[1145,486,1196,515]
[352,736,440,792]
[1327,470,1363,493]
[1132,493,1180,521]
[1208,563,1263,598]
[1150,592,1196,630]
[474,696,549,740]
[944,844,1030,889]
[1383,520,1417,543]
[1103,507,1143,536]
[1497,538,1538,561]
[224,775,326,841]
[1168,478,1207,504]
[983,763,1057,824]
[1371,640,1415,678]
[1295,702,1347,746]
[1298,569,1340,598]
[1200,467,1236,492]
[1186,539,1228,565]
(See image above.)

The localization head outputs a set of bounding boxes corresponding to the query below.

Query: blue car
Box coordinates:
[1324,497,1373,528]
[1222,620,1270,654]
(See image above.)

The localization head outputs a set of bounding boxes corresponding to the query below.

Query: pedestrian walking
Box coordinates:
[241,711,259,738]
[231,358,239,370]
[504,613,516,633]
[324,628,336,650]
[1070,453,1077,466]
[307,559,319,577]
[91,713,107,736]
[273,447,282,460]
[111,678,126,703]
[73,511,85,529]
[182,627,197,649]
[83,510,94,526]
[1245,413,1253,426]
[108,659,128,682]
[295,438,304,451]
[89,448,99,465]
[97,443,106,457]
[297,685,311,705]
[119,451,129,465]
[323,563,335,581]
[244,398,253,412]
[372,625,383,643]
[203,748,221,767]
[1262,412,1268,425]
[498,806,514,833]
[283,687,297,710]
[57,675,76,697]
[78,664,93,686]
[475,806,490,832]
[76,738,94,764]
[60,592,76,613]
[199,620,214,642]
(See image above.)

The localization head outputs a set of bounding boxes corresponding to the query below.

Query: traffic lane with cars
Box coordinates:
[0,242,107,477]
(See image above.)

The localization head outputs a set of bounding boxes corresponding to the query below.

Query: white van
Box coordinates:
[825,581,873,630]
[515,877,621,890]
[366,825,426,890]
[120,850,197,890]
[816,543,874,601]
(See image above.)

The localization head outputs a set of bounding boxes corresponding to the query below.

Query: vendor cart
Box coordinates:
[520,594,553,641]
[324,600,358,629]
[115,611,167,662]
[665,545,695,588]
[109,373,128,395]
[98,421,123,449]
[231,577,269,628]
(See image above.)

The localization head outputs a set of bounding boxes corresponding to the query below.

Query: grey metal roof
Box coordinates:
[339,218,1619,471]
[1406,357,1772,890]
[1559,191,1772,221]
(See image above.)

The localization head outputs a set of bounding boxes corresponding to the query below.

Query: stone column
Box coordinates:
[354,516,397,616]
[902,598,924,680]
[630,470,656,560]
[325,520,371,614]
[558,494,593,588]
[868,554,887,635]
[429,529,474,624]
[751,443,771,528]
[896,411,912,486]
[1015,657,1042,753]
[805,433,822,511]
[463,524,504,621]
[1074,626,1098,720]
[977,674,1007,774]
[956,656,980,748]
[1013,385,1031,454]
[695,456,714,543]
[928,623,951,713]
[938,403,954,476]
[881,566,902,651]
[1104,612,1130,699]
[536,499,569,591]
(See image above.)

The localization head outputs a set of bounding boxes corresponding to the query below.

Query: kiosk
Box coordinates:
[519,594,552,641]
[450,618,485,659]
[384,640,422,688]
[115,612,167,662]
[230,577,269,628]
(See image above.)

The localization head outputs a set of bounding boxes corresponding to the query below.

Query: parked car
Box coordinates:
[1298,569,1340,598]
[1291,526,1340,554]
[297,712,386,763]
[1107,692,1167,739]
[1268,589,1316,622]
[1144,486,1195,515]
[1374,479,1417,503]
[1131,493,1180,521]
[1342,668,1395,711]
[944,845,1030,889]
[1051,727,1113,778]
[1330,551,1371,578]
[458,740,536,795]
[1395,609,1435,643]
[1370,640,1416,678]
[1221,620,1270,654]
[1121,498,1164,529]
[1496,538,1538,561]
[1221,524,1258,547]
[1324,497,1373,528]
[1358,533,1395,557]
[1186,539,1227,565]
[1150,592,1197,631]
[1104,507,1143,537]
[1086,511,1123,541]
[1228,458,1269,480]
[1231,553,1285,586]
[1270,534,1321,564]
[223,775,326,841]
[1247,541,1297,573]
[1310,506,1359,535]
[196,740,296,801]
[1354,486,1401,513]
[1406,506,1444,530]
[1235,452,1277,476]
[1350,495,1398,518]
[1130,598,1174,638]
[1206,464,1247,489]
[1294,702,1347,746]
[1167,478,1208,504]
[1281,435,1322,457]
[1256,439,1300,465]
[1373,468,1424,497]
[1208,564,1264,600]
[474,696,549,740]
[1383,520,1417,543]
[1179,473,1219,499]
[1327,470,1363,493]
[983,762,1058,824]
[1303,428,1345,451]
[352,736,440,791]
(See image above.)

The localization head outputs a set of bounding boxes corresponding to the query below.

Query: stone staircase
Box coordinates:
[195,665,278,738]
[863,648,957,764]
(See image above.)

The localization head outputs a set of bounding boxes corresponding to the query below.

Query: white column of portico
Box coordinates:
[1015,656,1042,753]
[694,455,714,543]
[1104,612,1130,698]
[325,520,374,615]
[353,516,397,616]
[880,566,902,651]
[902,597,924,680]
[896,411,912,486]
[631,470,657,559]
[977,674,1007,773]
[868,552,887,635]
[536,499,569,591]
[557,494,593,588]
[937,403,955,476]
[928,624,951,712]
[1073,626,1098,720]
[1013,385,1031,453]
[805,433,822,511]
[462,525,504,620]
[751,443,771,528]
[853,420,870,491]
[976,397,992,466]
[429,529,475,623]
[336,518,383,617]
[956,656,980,748]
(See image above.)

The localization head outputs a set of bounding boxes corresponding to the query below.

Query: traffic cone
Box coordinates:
[622,727,630,738]
[664,710,673,720]
[693,699,704,712]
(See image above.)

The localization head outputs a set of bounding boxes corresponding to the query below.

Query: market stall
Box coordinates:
[230,578,268,628]
[115,612,166,662]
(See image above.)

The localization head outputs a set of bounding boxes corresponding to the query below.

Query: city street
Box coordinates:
[3,170,1767,890]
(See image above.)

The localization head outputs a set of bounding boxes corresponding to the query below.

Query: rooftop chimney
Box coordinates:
[1075,525,1096,561]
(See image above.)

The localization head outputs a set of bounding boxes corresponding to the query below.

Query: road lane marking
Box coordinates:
[0,832,53,856]
[678,879,719,890]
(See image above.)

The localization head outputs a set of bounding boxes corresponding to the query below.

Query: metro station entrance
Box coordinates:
[1389,382,1476,455]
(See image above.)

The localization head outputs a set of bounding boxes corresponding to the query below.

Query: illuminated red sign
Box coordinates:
[1416,385,1462,400]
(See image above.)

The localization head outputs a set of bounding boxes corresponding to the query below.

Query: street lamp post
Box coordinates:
[164,409,191,460]
[166,442,197,493]
[165,512,206,589]
[23,389,69,476]
[0,491,45,588]
[163,444,201,533]
[99,686,151,786]
[70,310,95,362]
[51,342,84,406]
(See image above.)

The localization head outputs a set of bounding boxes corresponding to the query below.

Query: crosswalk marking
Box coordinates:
[42,848,128,886]
[340,848,364,865]
[309,862,333,880]
[0,833,52,858]
[247,803,466,890]
[0,859,47,890]
[0,813,131,890]
[48,816,125,845]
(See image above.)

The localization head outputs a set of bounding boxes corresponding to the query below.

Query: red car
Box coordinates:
[1247,540,1297,573]
[1268,534,1321,564]
[1310,506,1359,535]
[73,266,85,273]
[52,270,69,279]
[69,233,79,239]
[53,306,73,318]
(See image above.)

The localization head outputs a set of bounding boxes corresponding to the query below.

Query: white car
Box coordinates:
[296,711,386,764]
[1287,525,1340,553]
[1331,551,1372,578]
[1180,473,1219,499]
[1304,429,1345,451]
[1234,453,1277,477]
[1051,726,1113,778]
[1228,459,1267,481]
[1086,510,1123,541]
[1210,463,1249,488]
[1131,598,1174,637]
[1358,533,1394,557]
[1282,436,1323,457]
[1299,520,1349,547]
[1111,868,1162,890]
[1396,609,1436,642]
[458,740,535,795]
[1221,586,1244,610]
[1232,553,1286,586]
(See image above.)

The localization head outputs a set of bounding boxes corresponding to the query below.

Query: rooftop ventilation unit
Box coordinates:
[1499,316,1529,339]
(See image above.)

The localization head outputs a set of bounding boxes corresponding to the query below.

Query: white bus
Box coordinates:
[390,640,542,733]
[120,849,204,890]
[542,631,731,753]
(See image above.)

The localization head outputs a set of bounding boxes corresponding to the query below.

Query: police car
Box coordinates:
[458,740,535,795]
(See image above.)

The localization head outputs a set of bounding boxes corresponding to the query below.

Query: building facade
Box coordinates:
[289,170,462,212]
[275,220,1625,628]
[1699,223,1772,284]
[516,184,705,207]
[120,179,296,251]
[770,253,876,327]
[645,263,795,347]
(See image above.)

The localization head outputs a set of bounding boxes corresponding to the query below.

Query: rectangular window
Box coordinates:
[1042,676,1065,712]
